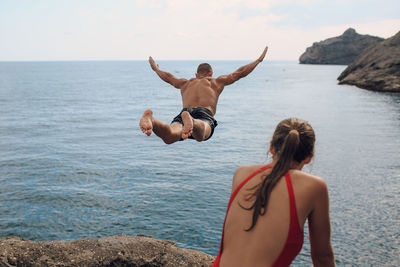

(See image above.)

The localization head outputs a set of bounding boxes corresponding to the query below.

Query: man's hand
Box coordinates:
[257,46,268,62]
[148,56,187,88]
[149,56,159,72]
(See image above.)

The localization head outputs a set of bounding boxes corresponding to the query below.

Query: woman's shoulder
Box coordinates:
[231,165,267,192]
[290,170,328,195]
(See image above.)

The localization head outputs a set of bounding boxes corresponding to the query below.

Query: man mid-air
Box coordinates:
[140,46,268,144]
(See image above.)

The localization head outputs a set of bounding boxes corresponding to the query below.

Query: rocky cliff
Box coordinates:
[299,28,384,65]
[0,235,215,267]
[337,31,400,92]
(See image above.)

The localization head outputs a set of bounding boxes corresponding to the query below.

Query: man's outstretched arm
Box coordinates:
[216,46,268,86]
[149,57,188,89]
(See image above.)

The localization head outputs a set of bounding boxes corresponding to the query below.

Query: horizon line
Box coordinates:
[0,59,298,63]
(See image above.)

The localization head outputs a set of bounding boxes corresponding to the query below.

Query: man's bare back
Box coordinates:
[180,77,221,115]
[140,46,268,144]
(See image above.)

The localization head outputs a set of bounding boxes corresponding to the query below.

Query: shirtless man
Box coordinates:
[140,46,268,144]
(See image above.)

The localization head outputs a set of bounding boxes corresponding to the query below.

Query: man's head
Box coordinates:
[196,63,213,77]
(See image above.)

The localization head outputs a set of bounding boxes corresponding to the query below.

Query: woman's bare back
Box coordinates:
[220,165,327,267]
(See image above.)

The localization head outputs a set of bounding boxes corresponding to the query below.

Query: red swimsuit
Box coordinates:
[212,165,304,267]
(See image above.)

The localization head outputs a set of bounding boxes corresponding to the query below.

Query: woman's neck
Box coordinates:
[270,157,304,170]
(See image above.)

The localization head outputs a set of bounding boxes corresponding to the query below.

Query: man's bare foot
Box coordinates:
[140,109,154,136]
[181,111,193,140]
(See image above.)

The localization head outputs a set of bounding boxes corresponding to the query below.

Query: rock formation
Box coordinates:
[0,235,215,267]
[299,28,384,65]
[338,31,400,92]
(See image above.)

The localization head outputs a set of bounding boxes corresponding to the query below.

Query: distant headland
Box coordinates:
[337,30,400,92]
[299,28,400,92]
[299,28,384,65]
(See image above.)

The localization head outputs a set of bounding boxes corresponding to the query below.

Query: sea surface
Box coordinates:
[0,60,399,266]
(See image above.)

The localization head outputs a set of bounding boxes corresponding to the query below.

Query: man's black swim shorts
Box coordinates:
[171,107,218,141]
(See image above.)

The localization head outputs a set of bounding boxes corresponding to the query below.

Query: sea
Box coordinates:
[0,60,399,266]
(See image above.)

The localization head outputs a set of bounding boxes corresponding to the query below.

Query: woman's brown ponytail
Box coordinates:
[241,118,315,231]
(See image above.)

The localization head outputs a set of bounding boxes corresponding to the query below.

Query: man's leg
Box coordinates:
[181,111,212,141]
[140,109,182,144]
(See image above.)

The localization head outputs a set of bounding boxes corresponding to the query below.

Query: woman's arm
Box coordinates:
[308,180,336,267]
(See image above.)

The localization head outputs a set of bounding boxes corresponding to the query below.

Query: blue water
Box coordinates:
[0,61,399,266]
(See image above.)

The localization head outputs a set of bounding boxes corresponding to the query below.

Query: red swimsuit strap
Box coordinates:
[227,164,272,212]
[285,172,302,237]
[271,172,304,267]
[212,165,305,267]
[217,164,272,253]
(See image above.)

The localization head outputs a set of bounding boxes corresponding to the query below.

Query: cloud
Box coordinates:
[136,0,165,9]
[0,0,398,60]
[128,1,400,60]
[266,18,400,61]
[126,0,288,59]
[350,19,400,38]
[138,0,281,10]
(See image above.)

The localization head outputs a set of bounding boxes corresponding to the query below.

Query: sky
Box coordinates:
[0,0,399,61]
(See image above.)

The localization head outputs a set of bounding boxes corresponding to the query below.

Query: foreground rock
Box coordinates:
[299,28,384,65]
[338,31,400,92]
[0,235,215,267]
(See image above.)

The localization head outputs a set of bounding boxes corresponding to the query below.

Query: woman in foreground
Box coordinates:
[212,118,335,267]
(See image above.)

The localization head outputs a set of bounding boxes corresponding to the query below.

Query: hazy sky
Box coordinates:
[1,0,399,61]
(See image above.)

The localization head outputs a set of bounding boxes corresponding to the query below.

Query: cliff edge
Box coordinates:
[337,31,400,92]
[299,28,384,65]
[0,235,215,267]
